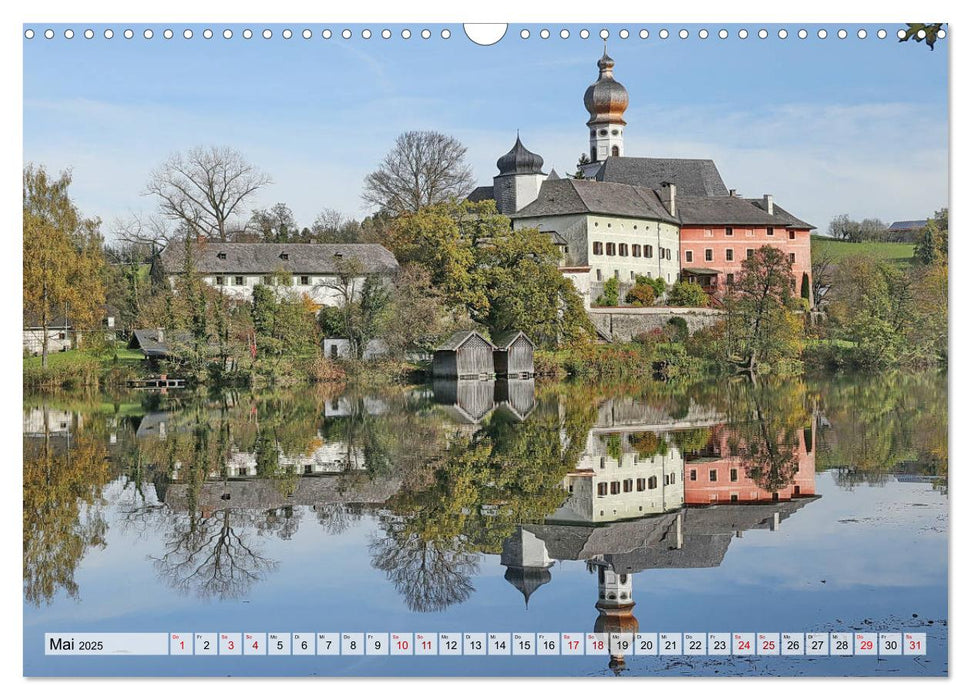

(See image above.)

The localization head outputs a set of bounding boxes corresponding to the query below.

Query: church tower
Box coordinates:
[583,47,629,162]
[593,565,638,674]
[493,134,547,215]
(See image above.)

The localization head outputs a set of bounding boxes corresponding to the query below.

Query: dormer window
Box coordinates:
[279,252,289,260]
[216,252,227,260]
[333,253,343,260]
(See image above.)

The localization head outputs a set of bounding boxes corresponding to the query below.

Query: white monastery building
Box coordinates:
[468,49,814,307]
[159,242,399,307]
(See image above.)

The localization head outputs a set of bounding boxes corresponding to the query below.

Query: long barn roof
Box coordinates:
[160,242,399,275]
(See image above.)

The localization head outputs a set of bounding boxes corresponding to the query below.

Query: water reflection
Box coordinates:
[23,372,946,627]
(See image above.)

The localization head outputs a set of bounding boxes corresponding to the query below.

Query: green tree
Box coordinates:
[595,277,620,307]
[389,200,591,348]
[914,209,948,265]
[723,246,803,372]
[23,165,107,367]
[667,281,709,307]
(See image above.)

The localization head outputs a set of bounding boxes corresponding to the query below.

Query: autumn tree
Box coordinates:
[723,246,804,373]
[362,131,476,215]
[145,146,271,241]
[23,409,110,606]
[23,164,107,367]
[382,265,464,357]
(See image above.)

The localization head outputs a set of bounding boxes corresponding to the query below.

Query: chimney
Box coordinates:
[660,181,677,217]
[157,328,164,343]
[763,194,774,215]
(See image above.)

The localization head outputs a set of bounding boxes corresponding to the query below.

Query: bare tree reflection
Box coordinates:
[151,508,277,600]
[369,517,479,613]
[315,502,363,535]
[257,505,301,541]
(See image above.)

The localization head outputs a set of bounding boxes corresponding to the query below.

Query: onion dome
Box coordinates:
[497,134,545,176]
[583,49,629,126]
[504,566,552,608]
[595,602,638,676]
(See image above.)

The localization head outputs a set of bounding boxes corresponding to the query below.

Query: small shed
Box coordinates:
[432,378,497,424]
[494,378,536,421]
[492,330,535,377]
[433,330,496,378]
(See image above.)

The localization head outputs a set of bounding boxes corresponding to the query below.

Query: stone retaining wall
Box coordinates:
[587,306,724,342]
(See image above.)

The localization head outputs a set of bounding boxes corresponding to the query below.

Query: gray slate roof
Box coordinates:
[130,329,193,357]
[677,196,814,229]
[511,179,679,224]
[523,497,818,572]
[594,156,730,197]
[160,242,399,275]
[467,185,496,203]
[435,330,496,352]
[491,330,534,350]
[889,219,928,231]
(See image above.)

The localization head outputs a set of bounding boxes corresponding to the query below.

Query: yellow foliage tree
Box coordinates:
[23,165,106,367]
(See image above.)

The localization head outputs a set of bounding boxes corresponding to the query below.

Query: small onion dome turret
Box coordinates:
[583,50,629,127]
[497,135,545,176]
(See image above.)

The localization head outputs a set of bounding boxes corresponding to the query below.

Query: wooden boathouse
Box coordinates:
[492,330,535,377]
[433,330,496,378]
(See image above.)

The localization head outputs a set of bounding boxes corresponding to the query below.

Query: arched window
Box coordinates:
[611,145,620,157]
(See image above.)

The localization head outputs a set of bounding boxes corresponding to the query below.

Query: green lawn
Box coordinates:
[23,342,144,369]
[811,235,915,267]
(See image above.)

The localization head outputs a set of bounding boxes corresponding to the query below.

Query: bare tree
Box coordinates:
[810,248,835,309]
[362,131,476,215]
[112,211,175,248]
[145,146,272,241]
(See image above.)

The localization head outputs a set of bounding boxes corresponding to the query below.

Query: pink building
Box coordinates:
[677,193,814,303]
[682,422,816,505]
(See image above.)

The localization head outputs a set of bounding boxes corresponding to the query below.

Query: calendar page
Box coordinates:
[20,17,948,680]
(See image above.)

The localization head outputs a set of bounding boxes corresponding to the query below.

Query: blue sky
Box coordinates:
[23,23,948,237]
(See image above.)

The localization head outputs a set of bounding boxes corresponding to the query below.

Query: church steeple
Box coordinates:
[583,45,629,162]
[493,134,547,215]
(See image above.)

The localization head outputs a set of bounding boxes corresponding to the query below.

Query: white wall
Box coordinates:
[23,329,74,355]
[553,432,685,523]
[171,274,370,306]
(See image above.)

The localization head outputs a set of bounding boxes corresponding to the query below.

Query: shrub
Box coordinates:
[533,350,565,379]
[625,282,656,306]
[635,275,667,298]
[308,356,347,383]
[666,316,689,342]
[667,281,709,307]
[594,277,620,307]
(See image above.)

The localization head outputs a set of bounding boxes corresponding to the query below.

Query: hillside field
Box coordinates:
[811,235,915,266]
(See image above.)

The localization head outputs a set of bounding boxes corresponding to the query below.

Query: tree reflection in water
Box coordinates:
[22,371,947,609]
[152,507,277,600]
[370,518,480,613]
[23,409,110,606]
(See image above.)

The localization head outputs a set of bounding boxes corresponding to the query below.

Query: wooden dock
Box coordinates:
[127,375,185,389]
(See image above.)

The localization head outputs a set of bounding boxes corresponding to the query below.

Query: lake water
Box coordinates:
[22,372,948,677]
